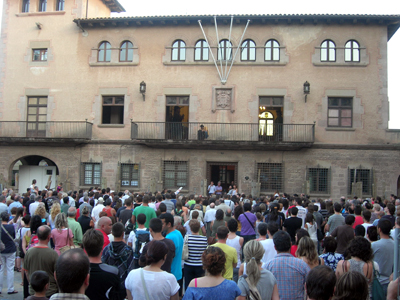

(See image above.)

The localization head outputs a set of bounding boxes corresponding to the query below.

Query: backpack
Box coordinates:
[134,229,150,259]
[27,234,39,250]
[125,220,135,236]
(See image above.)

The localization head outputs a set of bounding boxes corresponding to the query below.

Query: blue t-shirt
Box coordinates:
[166,229,184,280]
[183,279,241,300]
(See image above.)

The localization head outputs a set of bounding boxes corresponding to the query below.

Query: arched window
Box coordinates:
[320,40,336,62]
[259,111,274,136]
[98,41,111,62]
[345,40,360,62]
[22,0,30,12]
[218,39,232,61]
[241,39,256,61]
[265,39,280,61]
[194,39,209,61]
[171,40,186,61]
[38,0,47,11]
[119,41,133,62]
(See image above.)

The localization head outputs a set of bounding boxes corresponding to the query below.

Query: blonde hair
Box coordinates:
[243,240,264,287]
[34,205,46,219]
[54,213,68,231]
[296,236,318,265]
[50,203,61,221]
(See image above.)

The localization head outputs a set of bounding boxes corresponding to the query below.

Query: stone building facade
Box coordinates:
[1,0,400,199]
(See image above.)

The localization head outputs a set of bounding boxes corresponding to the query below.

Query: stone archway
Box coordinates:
[10,155,59,192]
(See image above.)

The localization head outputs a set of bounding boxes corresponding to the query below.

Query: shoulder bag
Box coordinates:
[1,224,18,251]
[243,213,256,234]
[371,262,385,300]
[244,275,262,300]
[60,229,79,253]
[140,268,151,300]
[182,234,189,260]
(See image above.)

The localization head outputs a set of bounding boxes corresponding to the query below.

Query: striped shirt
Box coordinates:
[184,234,208,266]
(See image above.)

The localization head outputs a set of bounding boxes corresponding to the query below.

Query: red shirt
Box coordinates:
[353,216,363,229]
[96,229,110,249]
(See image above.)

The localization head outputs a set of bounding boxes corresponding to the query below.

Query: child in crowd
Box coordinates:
[26,270,49,300]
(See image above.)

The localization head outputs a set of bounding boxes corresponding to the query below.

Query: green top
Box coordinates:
[133,205,157,228]
[68,217,83,246]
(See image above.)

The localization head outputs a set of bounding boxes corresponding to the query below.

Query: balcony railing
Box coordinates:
[131,122,315,143]
[0,121,93,139]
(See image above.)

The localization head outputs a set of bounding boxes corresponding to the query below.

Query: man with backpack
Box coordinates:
[127,213,151,269]
[102,222,134,300]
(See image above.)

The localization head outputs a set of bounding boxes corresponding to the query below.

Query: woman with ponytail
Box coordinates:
[125,240,179,300]
[237,240,279,300]
[183,246,241,299]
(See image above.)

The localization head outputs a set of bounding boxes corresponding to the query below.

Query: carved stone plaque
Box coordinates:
[215,89,232,110]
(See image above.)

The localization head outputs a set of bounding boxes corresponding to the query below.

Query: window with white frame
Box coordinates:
[218,39,232,61]
[241,39,256,61]
[81,163,101,186]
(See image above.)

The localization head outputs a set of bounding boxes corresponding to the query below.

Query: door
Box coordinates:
[27,97,47,137]
[165,96,189,140]
[259,96,283,141]
[207,162,238,193]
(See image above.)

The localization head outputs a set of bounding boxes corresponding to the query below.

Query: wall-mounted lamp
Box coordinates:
[140,81,146,101]
[303,81,310,102]
[36,22,42,30]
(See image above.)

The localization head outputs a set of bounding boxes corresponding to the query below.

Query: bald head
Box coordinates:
[210,203,215,208]
[97,216,112,234]
[37,225,51,241]
[68,206,77,218]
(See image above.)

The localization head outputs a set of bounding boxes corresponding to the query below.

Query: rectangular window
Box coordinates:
[81,163,101,186]
[38,0,47,11]
[32,49,48,61]
[56,0,64,11]
[256,163,283,192]
[102,96,124,124]
[27,96,47,137]
[22,0,30,12]
[163,161,188,189]
[328,97,352,127]
[348,168,373,195]
[307,167,331,194]
[121,163,140,187]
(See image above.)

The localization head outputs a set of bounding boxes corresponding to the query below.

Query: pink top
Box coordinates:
[51,228,73,255]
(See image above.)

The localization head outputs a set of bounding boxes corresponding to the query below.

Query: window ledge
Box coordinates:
[163,61,287,66]
[313,62,368,67]
[16,11,65,17]
[325,127,355,131]
[89,62,139,67]
[98,124,125,128]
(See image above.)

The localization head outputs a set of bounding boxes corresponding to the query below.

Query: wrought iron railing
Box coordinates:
[0,121,93,139]
[131,122,315,143]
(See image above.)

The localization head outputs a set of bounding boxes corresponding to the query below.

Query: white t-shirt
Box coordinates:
[260,239,277,264]
[91,204,105,222]
[362,223,374,238]
[127,228,153,251]
[125,268,179,300]
[296,205,307,227]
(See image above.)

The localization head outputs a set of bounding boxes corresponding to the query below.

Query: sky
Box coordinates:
[1,0,399,128]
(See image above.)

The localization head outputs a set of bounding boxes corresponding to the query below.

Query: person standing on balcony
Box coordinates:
[208,181,216,196]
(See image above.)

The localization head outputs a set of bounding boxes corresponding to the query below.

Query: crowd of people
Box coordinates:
[1,181,400,300]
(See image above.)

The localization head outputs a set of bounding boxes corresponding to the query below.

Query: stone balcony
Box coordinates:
[0,121,93,146]
[131,122,315,150]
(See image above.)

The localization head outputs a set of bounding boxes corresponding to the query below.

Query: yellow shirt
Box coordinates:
[213,242,238,280]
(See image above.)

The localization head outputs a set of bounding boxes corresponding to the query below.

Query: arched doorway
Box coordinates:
[11,155,59,192]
